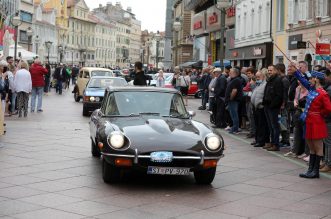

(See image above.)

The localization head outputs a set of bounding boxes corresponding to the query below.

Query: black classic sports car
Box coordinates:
[89,86,224,184]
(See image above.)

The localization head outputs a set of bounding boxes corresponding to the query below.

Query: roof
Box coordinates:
[80,67,113,71]
[106,86,179,94]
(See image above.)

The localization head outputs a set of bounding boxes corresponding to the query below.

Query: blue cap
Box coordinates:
[311,70,325,79]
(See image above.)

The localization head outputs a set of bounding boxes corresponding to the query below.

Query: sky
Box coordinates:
[85,0,167,32]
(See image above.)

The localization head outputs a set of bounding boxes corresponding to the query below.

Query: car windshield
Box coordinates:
[103,91,188,118]
[91,71,113,77]
[87,78,127,88]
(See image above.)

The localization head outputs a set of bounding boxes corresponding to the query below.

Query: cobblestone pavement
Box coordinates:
[0,89,331,219]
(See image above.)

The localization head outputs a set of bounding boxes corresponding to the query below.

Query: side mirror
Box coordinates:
[188,111,196,118]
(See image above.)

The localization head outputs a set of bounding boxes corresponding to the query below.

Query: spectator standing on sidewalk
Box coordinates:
[198,67,212,110]
[30,59,48,112]
[156,70,165,87]
[287,62,299,133]
[263,65,284,151]
[172,66,182,91]
[14,61,32,117]
[71,65,79,85]
[53,63,67,94]
[243,67,256,138]
[133,61,147,86]
[321,68,331,173]
[44,61,51,95]
[251,69,270,147]
[208,68,218,123]
[294,69,331,178]
[276,63,291,147]
[225,68,243,134]
[213,68,228,128]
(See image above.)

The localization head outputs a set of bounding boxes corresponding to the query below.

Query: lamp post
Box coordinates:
[26,27,33,52]
[58,45,63,63]
[173,18,182,67]
[45,41,52,64]
[215,0,233,69]
[154,31,161,69]
[10,12,22,61]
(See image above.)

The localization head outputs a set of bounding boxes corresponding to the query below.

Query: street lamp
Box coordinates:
[58,45,63,63]
[10,12,22,61]
[215,0,233,69]
[173,18,182,67]
[154,31,161,69]
[26,27,33,52]
[45,41,53,63]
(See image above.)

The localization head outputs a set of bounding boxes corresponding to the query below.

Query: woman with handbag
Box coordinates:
[294,69,331,178]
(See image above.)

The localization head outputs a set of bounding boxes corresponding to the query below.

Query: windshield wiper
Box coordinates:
[88,86,102,88]
[139,112,160,116]
[162,114,189,118]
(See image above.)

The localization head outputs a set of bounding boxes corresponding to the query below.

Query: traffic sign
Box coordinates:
[315,55,331,61]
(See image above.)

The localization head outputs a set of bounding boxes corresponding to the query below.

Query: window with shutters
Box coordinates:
[265,2,271,33]
[315,0,329,17]
[299,0,307,21]
[294,0,299,23]
[257,6,262,34]
[251,9,255,36]
[288,0,294,24]
[277,0,285,31]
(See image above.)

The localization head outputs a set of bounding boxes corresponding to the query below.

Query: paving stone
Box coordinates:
[18,193,83,208]
[12,208,84,219]
[0,186,44,199]
[0,200,44,216]
[253,209,321,219]
[221,183,272,195]
[175,210,247,219]
[26,181,82,192]
[95,209,166,219]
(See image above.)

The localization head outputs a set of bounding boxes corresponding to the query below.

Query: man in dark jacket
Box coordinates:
[133,61,147,86]
[225,68,243,134]
[44,61,51,94]
[71,65,79,85]
[213,68,227,128]
[263,65,284,151]
[198,67,212,110]
[53,63,67,95]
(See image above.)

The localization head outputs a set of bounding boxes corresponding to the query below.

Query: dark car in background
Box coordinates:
[82,76,127,116]
[89,87,224,184]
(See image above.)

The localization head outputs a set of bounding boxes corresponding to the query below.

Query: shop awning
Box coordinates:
[179,60,203,68]
[213,60,231,67]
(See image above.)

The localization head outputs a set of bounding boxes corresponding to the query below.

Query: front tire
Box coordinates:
[195,90,202,98]
[74,89,80,102]
[102,159,121,183]
[82,106,89,117]
[194,167,216,184]
[91,138,101,158]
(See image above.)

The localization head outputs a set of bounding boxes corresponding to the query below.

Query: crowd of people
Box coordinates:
[194,61,331,176]
[0,56,80,124]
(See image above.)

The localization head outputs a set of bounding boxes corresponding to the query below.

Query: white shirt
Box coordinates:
[6,71,15,91]
[14,69,32,93]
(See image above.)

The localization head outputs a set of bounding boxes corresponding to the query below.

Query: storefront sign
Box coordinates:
[193,21,202,30]
[315,43,331,55]
[253,47,262,56]
[206,6,221,33]
[315,55,331,61]
[209,13,218,25]
[226,7,235,17]
[192,11,205,35]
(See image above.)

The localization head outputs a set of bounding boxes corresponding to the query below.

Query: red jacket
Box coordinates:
[30,63,48,87]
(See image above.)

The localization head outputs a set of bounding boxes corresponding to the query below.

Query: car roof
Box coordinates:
[89,76,124,79]
[106,86,179,94]
[80,67,113,71]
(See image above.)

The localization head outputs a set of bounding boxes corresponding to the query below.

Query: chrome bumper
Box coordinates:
[101,149,224,165]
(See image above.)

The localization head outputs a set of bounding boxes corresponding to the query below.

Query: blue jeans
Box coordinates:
[31,87,43,111]
[228,101,239,132]
[11,92,17,112]
[264,106,280,147]
[56,80,63,94]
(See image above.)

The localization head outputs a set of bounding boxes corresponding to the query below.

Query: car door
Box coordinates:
[76,70,84,96]
[79,70,90,96]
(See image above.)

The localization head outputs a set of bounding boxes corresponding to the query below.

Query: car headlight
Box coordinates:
[90,97,95,102]
[205,134,221,151]
[95,97,100,102]
[108,132,125,149]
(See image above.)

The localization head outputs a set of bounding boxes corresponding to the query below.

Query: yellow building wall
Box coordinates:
[272,0,288,64]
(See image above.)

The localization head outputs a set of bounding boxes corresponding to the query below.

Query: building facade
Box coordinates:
[32,2,57,64]
[18,0,35,51]
[163,0,174,70]
[172,0,193,67]
[287,0,331,68]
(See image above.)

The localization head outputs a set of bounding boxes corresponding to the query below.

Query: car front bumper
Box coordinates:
[101,150,223,171]
[83,102,102,112]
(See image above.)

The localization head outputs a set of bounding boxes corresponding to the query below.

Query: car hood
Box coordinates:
[103,116,212,153]
[84,88,105,97]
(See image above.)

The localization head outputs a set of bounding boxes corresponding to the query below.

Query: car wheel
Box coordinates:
[74,90,80,102]
[102,159,121,183]
[82,106,89,117]
[195,90,202,99]
[91,138,101,158]
[194,167,216,184]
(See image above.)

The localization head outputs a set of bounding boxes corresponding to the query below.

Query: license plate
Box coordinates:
[147,166,190,175]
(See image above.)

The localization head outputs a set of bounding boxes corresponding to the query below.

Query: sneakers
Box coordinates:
[224,126,231,131]
[320,165,331,172]
[284,151,297,158]
[298,153,307,159]
[198,106,206,110]
[37,109,43,112]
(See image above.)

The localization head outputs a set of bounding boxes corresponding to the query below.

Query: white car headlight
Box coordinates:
[109,132,125,149]
[90,96,95,102]
[206,135,221,151]
[95,97,100,102]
